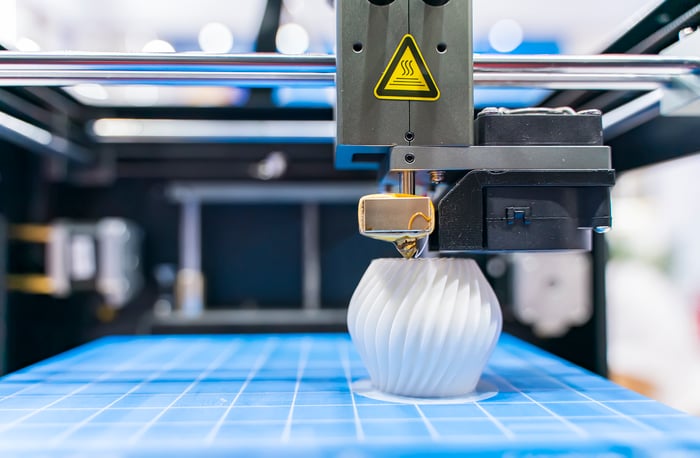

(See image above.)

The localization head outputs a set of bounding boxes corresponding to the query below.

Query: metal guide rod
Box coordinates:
[0,53,697,89]
[400,171,415,195]
[177,200,204,317]
[301,203,322,311]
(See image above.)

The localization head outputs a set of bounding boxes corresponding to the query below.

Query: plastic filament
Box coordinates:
[347,258,502,398]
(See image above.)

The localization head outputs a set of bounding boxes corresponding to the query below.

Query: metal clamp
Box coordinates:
[387,145,612,173]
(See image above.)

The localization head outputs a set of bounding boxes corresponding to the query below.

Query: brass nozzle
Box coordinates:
[358,193,435,258]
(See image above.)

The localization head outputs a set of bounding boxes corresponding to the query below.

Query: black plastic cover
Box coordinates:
[475,112,603,146]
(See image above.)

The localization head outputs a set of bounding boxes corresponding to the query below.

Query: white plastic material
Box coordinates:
[347,258,502,398]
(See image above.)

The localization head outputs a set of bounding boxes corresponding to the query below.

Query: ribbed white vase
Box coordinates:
[347,258,502,398]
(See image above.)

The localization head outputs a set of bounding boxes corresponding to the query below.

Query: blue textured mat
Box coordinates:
[0,334,698,457]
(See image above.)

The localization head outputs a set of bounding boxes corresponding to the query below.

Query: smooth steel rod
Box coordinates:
[0,52,697,90]
[400,171,416,195]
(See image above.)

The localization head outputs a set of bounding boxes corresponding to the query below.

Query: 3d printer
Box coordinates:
[0,0,698,379]
[336,0,613,256]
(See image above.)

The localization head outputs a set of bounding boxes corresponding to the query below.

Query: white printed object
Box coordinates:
[347,258,502,398]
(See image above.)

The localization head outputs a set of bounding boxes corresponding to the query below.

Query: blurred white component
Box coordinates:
[10,0,658,55]
[283,0,306,15]
[69,84,109,101]
[280,0,335,53]
[512,252,592,337]
[97,218,142,308]
[176,269,204,318]
[645,155,700,305]
[275,23,310,55]
[198,22,234,54]
[124,86,159,106]
[488,19,523,53]
[70,234,96,281]
[485,256,507,278]
[92,118,143,137]
[472,0,663,54]
[90,118,335,142]
[253,151,288,181]
[153,298,173,318]
[347,258,502,398]
[0,0,17,47]
[607,260,700,414]
[607,196,670,262]
[47,223,70,297]
[15,37,40,52]
[69,86,243,108]
[141,39,175,53]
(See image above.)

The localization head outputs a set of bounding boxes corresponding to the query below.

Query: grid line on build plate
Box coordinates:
[340,341,365,441]
[127,339,243,445]
[49,340,220,447]
[0,339,174,433]
[204,338,279,444]
[474,401,515,440]
[563,384,663,435]
[415,405,440,440]
[0,342,119,404]
[281,338,312,443]
[514,350,664,436]
[486,370,589,438]
[0,385,44,404]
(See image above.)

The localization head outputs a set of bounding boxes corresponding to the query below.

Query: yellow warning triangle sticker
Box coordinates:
[374,34,440,102]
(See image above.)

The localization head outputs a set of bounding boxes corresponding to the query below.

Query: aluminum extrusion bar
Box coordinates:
[167,182,378,204]
[0,110,93,163]
[148,309,348,328]
[0,53,698,90]
[602,90,663,140]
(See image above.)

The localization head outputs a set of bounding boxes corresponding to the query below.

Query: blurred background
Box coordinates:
[0,0,699,416]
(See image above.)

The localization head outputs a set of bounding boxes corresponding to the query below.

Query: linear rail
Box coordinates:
[0,53,697,90]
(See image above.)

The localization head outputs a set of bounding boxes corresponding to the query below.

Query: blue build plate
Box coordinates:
[0,334,698,457]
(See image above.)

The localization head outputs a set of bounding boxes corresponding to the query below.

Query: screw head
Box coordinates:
[404,131,415,142]
[404,153,416,164]
[679,27,696,40]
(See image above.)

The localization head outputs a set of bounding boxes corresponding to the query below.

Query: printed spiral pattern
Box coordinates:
[348,258,502,398]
